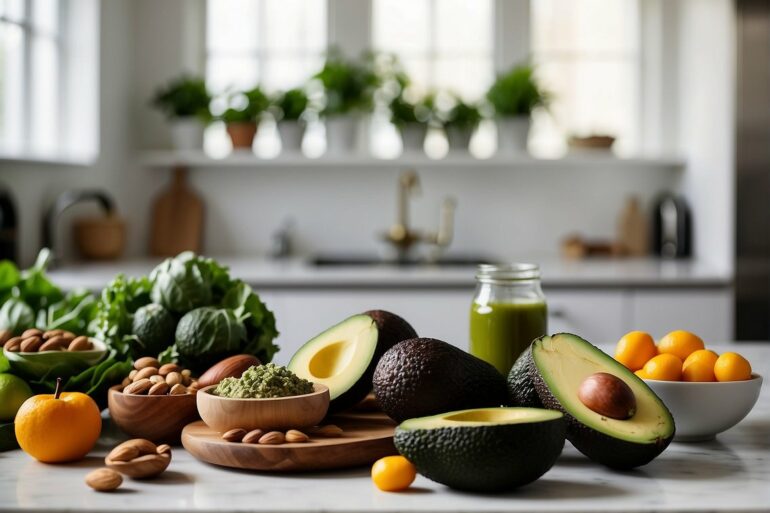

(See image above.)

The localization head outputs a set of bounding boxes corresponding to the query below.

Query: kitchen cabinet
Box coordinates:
[630,289,733,341]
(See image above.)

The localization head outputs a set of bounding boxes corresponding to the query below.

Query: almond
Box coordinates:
[115,439,157,456]
[222,428,247,443]
[241,429,264,444]
[133,367,158,381]
[312,424,343,437]
[156,444,171,455]
[121,377,132,387]
[165,371,182,386]
[0,329,13,345]
[181,369,192,378]
[258,431,285,445]
[42,329,64,339]
[60,330,76,340]
[134,356,160,370]
[68,336,92,351]
[285,430,309,443]
[198,354,261,388]
[107,444,140,462]
[148,382,170,396]
[39,336,68,352]
[85,468,122,492]
[3,337,21,352]
[20,336,42,352]
[149,375,165,384]
[158,363,181,376]
[123,378,152,395]
[21,328,43,339]
[129,369,138,379]
[169,384,187,395]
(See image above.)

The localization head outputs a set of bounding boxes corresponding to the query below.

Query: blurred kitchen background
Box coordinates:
[0,0,767,357]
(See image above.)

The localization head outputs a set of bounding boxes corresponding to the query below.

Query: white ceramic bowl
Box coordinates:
[643,374,763,442]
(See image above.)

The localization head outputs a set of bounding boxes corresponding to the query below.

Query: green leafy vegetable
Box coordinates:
[131,303,177,358]
[0,298,35,335]
[90,273,152,357]
[175,307,246,372]
[486,64,548,117]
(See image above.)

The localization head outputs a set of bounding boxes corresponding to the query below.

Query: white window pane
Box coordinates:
[434,57,493,99]
[262,56,321,90]
[399,56,431,94]
[207,55,260,95]
[0,22,24,151]
[264,0,326,54]
[31,34,58,154]
[206,0,259,53]
[372,0,430,54]
[0,0,26,23]
[32,0,58,35]
[436,0,492,54]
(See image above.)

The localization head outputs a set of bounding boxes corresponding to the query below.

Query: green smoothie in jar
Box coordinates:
[469,264,547,375]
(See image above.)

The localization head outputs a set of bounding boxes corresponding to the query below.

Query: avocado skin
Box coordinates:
[395,417,565,492]
[528,334,675,469]
[373,338,509,423]
[507,345,543,407]
[328,310,417,413]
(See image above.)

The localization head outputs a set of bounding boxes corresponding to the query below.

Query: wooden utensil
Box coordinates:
[182,412,397,472]
[108,385,199,444]
[150,167,204,256]
[196,384,330,432]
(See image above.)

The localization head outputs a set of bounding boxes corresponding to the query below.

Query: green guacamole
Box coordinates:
[213,363,314,398]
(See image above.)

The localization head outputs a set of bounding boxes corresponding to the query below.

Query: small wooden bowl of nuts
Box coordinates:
[1,328,107,379]
[108,357,201,444]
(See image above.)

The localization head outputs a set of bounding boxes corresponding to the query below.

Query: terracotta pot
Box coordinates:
[226,122,258,149]
[73,215,125,260]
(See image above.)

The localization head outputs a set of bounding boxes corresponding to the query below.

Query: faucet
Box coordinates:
[382,169,456,260]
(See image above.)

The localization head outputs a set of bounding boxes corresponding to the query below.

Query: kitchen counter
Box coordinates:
[0,343,767,513]
[47,256,732,290]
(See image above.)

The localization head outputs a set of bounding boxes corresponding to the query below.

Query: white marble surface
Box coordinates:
[0,344,767,513]
[47,256,731,291]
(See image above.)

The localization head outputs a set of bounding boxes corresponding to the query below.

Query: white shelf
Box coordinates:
[138,149,686,171]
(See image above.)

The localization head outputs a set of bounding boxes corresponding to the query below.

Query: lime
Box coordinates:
[0,374,33,422]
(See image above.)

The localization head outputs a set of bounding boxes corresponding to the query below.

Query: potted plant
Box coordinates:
[152,75,212,151]
[272,88,309,154]
[220,86,269,150]
[486,64,547,153]
[390,92,434,154]
[443,97,482,151]
[313,50,379,154]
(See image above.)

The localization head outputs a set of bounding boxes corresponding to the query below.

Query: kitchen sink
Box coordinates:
[310,254,495,267]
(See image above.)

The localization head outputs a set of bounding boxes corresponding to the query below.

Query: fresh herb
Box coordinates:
[444,98,482,130]
[214,363,312,398]
[220,86,270,123]
[389,92,435,128]
[272,88,309,122]
[486,64,548,117]
[313,49,380,116]
[151,74,212,121]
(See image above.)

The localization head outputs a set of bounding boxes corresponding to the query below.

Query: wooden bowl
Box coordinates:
[197,383,330,433]
[108,385,199,444]
[73,216,126,260]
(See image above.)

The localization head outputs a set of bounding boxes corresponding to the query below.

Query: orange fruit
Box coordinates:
[642,353,683,381]
[634,369,650,379]
[714,352,752,382]
[15,379,101,463]
[372,455,416,491]
[615,331,657,371]
[682,349,719,382]
[657,330,705,361]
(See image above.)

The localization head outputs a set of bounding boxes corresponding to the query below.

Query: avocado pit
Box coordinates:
[578,372,637,420]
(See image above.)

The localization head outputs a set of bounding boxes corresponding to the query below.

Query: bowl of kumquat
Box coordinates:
[614,330,762,442]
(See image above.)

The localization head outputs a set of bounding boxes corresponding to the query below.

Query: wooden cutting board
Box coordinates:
[150,167,204,256]
[181,412,397,472]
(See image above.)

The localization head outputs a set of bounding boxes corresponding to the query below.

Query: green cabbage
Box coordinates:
[175,307,246,371]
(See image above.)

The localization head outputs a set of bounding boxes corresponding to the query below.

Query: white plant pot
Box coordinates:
[277,121,306,155]
[400,123,428,154]
[497,117,531,154]
[445,126,474,151]
[325,116,359,155]
[169,118,205,151]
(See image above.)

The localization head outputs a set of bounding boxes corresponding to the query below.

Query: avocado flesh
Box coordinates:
[395,407,565,492]
[530,333,675,468]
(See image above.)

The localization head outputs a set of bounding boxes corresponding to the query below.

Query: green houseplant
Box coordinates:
[443,97,482,151]
[152,75,212,151]
[272,88,309,154]
[220,86,270,149]
[486,64,547,153]
[390,92,434,154]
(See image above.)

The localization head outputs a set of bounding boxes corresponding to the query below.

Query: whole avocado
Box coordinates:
[507,345,542,407]
[373,338,509,423]
[131,303,177,358]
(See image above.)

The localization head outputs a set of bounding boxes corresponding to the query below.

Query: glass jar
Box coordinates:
[469,263,548,375]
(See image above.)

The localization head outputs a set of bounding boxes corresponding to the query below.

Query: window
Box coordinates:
[531,0,641,156]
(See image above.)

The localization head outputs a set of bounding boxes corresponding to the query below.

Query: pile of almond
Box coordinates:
[121,357,199,396]
[86,438,172,492]
[1,328,93,353]
[221,424,343,445]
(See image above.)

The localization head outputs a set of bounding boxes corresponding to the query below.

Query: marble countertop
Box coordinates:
[47,256,732,290]
[1,344,767,513]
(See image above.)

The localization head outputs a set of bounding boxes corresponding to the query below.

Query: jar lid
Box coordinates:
[475,263,540,283]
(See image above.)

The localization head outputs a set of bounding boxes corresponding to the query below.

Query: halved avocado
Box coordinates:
[526,333,675,469]
[288,311,416,413]
[395,407,565,492]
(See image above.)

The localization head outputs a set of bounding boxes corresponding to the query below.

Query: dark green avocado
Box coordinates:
[507,345,542,407]
[131,303,177,358]
[527,333,675,469]
[395,407,565,492]
[373,338,509,423]
[288,310,417,413]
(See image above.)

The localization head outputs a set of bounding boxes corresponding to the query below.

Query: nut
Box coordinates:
[181,369,192,378]
[39,336,68,352]
[4,337,21,352]
[149,374,165,385]
[114,439,157,456]
[197,354,261,388]
[42,329,64,339]
[106,452,171,479]
[107,444,140,462]
[85,468,122,492]
[134,356,160,370]
[169,384,187,395]
[123,378,152,395]
[158,363,181,376]
[285,430,309,443]
[312,424,343,437]
[68,336,92,351]
[241,429,264,444]
[133,367,158,381]
[60,330,76,340]
[129,369,138,379]
[222,428,247,443]
[21,328,43,338]
[187,380,200,391]
[148,382,170,396]
[20,336,42,352]
[121,377,132,387]
[182,375,192,386]
[258,431,285,445]
[0,329,13,345]
[165,371,182,386]
[156,444,171,455]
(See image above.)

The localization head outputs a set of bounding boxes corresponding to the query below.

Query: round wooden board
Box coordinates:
[182,412,398,472]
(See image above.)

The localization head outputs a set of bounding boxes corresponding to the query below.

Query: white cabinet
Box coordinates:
[545,290,627,344]
[629,289,733,341]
